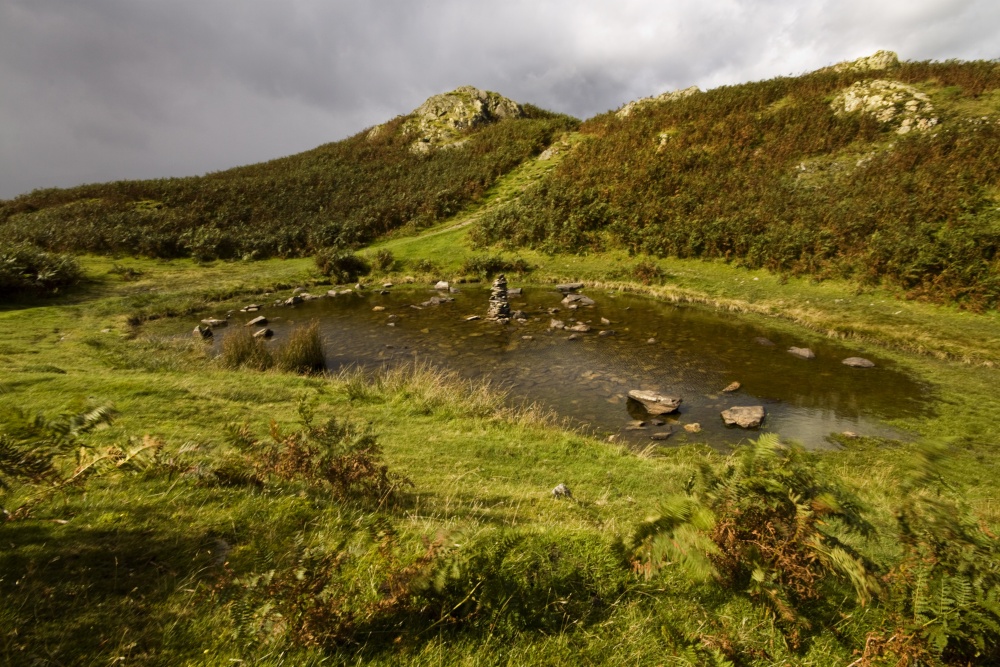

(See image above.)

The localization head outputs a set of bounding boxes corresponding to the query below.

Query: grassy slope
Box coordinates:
[2,144,999,663]
[3,69,1000,664]
[472,60,1000,309]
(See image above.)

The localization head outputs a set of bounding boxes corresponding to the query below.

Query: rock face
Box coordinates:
[842,357,875,368]
[394,86,525,153]
[627,390,682,415]
[828,50,899,74]
[487,274,511,322]
[721,406,766,428]
[616,86,701,119]
[831,79,938,134]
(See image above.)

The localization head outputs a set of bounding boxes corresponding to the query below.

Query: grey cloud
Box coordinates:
[1,0,997,198]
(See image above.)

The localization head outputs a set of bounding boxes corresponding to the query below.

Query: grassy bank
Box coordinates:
[1,249,998,665]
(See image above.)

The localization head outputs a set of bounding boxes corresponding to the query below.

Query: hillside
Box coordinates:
[473,54,1000,309]
[0,87,576,261]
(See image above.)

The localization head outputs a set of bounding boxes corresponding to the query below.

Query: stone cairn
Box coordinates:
[487,274,511,323]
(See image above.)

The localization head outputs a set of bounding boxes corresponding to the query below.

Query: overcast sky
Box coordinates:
[1,0,997,199]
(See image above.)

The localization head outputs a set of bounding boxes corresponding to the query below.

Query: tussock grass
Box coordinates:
[274,321,326,373]
[219,327,273,371]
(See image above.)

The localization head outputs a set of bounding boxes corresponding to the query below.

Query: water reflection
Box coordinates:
[209,286,931,449]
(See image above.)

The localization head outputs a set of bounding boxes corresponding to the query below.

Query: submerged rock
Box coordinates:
[788,347,815,360]
[754,337,776,347]
[561,293,595,307]
[246,315,268,327]
[201,318,228,328]
[627,390,682,415]
[721,406,766,428]
[842,357,875,368]
[253,328,274,339]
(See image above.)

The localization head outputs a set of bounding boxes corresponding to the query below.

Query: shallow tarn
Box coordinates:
[195,285,932,449]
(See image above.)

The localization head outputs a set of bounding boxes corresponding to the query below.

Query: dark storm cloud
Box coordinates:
[1,0,997,198]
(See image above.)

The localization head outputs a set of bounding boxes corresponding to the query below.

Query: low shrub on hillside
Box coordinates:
[223,399,405,502]
[0,406,158,520]
[0,242,81,299]
[864,443,1000,665]
[631,435,878,644]
[370,248,396,272]
[315,249,370,283]
[459,253,533,277]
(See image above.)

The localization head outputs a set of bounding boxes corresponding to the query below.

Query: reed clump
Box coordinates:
[219,321,326,374]
[274,322,326,373]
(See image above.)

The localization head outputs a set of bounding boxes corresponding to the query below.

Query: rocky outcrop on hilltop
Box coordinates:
[374,86,525,153]
[831,79,938,134]
[616,86,701,119]
[828,50,900,74]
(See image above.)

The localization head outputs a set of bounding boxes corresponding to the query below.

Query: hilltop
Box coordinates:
[0,88,575,261]
[473,53,1000,309]
[2,53,998,309]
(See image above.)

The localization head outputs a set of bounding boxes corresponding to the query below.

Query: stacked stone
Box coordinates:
[486,274,511,322]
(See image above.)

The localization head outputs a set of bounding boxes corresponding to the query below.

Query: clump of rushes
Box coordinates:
[274,322,326,374]
[219,328,273,371]
[220,322,326,374]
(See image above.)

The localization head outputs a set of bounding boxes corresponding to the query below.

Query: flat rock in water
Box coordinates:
[434,281,450,290]
[684,423,702,433]
[284,295,303,306]
[372,306,386,312]
[253,328,274,339]
[721,406,766,428]
[721,381,741,393]
[201,318,228,328]
[240,304,262,312]
[246,315,268,327]
[507,288,522,296]
[788,347,815,359]
[566,323,591,333]
[598,330,615,337]
[650,431,672,441]
[561,294,595,307]
[754,337,776,347]
[464,315,481,321]
[556,282,584,292]
[627,390,682,415]
[842,357,875,368]
[549,319,566,330]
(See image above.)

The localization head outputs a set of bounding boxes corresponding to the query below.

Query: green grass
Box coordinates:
[1,236,999,664]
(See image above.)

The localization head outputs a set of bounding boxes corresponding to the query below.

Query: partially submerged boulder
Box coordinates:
[842,357,875,368]
[721,406,766,428]
[627,390,682,415]
[561,293,595,307]
[788,347,816,360]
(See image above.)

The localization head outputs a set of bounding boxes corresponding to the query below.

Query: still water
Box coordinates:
[206,285,930,449]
